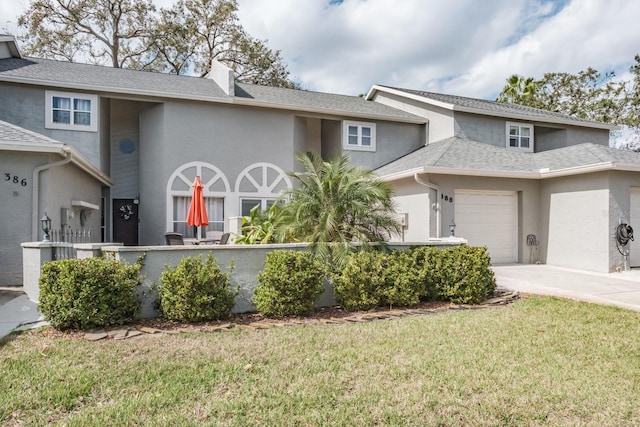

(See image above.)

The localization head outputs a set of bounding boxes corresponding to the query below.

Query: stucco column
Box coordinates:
[229,216,242,245]
[21,242,53,302]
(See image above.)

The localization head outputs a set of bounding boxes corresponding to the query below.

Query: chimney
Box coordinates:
[209,59,234,96]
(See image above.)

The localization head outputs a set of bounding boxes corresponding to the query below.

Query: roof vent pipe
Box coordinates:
[414,173,441,238]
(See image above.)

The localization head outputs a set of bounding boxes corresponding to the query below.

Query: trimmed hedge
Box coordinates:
[39,256,142,331]
[332,245,496,311]
[332,251,387,311]
[422,245,496,304]
[255,250,325,317]
[157,254,236,322]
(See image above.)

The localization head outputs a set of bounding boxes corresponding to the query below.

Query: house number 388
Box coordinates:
[4,173,27,186]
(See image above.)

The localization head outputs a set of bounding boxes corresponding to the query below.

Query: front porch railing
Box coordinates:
[51,228,92,260]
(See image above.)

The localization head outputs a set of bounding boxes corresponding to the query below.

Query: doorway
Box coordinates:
[112,198,139,246]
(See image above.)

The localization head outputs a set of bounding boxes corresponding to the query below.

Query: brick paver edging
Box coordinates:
[83,290,520,342]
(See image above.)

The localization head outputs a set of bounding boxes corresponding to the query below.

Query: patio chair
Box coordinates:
[218,232,230,245]
[164,232,184,245]
[203,230,223,244]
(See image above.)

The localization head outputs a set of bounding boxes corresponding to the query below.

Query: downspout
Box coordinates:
[414,173,441,238]
[31,149,73,240]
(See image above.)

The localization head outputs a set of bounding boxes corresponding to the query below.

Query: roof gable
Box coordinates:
[0,35,21,59]
[367,85,617,131]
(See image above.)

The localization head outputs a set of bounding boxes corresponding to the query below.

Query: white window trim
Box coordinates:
[505,121,533,152]
[45,90,98,132]
[342,121,376,152]
[165,161,231,233]
[240,198,278,217]
[235,162,292,216]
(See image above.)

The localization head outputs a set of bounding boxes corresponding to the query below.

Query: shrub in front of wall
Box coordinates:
[332,251,387,311]
[430,245,497,304]
[254,250,324,317]
[379,249,427,308]
[39,257,142,331]
[157,254,236,322]
[408,246,441,301]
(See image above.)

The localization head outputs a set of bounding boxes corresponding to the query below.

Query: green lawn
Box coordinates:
[2,296,640,426]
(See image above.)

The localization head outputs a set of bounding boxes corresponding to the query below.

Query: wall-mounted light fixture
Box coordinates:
[41,212,52,242]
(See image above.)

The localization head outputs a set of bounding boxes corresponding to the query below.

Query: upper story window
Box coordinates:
[45,91,98,132]
[506,122,533,152]
[343,121,376,152]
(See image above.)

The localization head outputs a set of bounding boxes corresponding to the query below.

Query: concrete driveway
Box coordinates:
[0,287,43,340]
[492,264,640,312]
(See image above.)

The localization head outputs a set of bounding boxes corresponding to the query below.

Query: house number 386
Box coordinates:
[4,173,27,186]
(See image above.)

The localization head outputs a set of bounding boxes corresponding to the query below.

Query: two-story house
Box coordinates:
[369,86,639,273]
[2,34,640,285]
[0,35,425,284]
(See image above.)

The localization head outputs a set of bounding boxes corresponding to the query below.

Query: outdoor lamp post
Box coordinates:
[449,220,456,237]
[41,212,52,242]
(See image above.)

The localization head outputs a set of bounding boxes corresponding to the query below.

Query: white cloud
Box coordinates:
[0,0,28,35]
[237,0,640,97]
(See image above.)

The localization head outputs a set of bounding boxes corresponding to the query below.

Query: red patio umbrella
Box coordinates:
[186,176,209,238]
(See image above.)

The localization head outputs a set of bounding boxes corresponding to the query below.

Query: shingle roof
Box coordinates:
[235,83,421,120]
[0,118,62,145]
[0,57,229,99]
[375,137,640,178]
[0,118,113,185]
[0,57,423,122]
[375,86,616,129]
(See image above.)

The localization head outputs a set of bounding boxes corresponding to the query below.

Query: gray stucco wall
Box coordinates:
[565,125,610,146]
[0,151,42,284]
[390,174,540,264]
[305,118,322,155]
[138,104,166,246]
[539,172,611,272]
[0,83,103,168]
[453,112,507,146]
[346,120,425,170]
[371,92,447,143]
[535,127,567,151]
[138,101,299,245]
[454,111,610,152]
[110,99,141,199]
[321,119,341,161]
[293,116,307,172]
[608,171,640,270]
[388,176,435,242]
[0,151,103,285]
[536,124,609,151]
[45,162,103,235]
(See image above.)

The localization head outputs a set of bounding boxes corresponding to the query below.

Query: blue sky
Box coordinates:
[2,0,639,99]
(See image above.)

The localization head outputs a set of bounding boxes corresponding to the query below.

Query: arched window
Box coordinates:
[166,162,230,237]
[235,162,292,216]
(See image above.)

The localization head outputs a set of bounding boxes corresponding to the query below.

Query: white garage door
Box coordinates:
[454,190,517,264]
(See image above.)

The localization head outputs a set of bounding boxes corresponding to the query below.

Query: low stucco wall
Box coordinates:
[103,240,466,317]
[22,240,466,317]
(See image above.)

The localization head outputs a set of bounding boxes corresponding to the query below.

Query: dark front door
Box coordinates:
[113,199,139,246]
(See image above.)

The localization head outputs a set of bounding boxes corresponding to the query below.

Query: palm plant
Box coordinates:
[234,203,291,244]
[281,152,401,266]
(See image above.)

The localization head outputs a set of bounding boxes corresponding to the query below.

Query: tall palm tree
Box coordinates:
[281,152,401,266]
[497,74,539,107]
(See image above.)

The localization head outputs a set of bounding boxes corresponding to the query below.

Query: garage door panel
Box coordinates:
[455,190,517,264]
